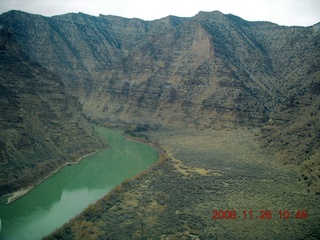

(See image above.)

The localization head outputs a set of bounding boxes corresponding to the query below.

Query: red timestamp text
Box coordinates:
[212,209,308,220]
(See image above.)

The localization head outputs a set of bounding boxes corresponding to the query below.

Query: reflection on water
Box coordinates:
[0,126,158,240]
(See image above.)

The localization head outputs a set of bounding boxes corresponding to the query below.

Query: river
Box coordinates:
[0,126,158,240]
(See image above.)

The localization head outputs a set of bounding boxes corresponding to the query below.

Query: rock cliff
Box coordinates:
[0,10,319,192]
[1,11,318,127]
[0,27,106,196]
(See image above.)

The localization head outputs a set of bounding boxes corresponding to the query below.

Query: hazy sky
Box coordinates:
[0,0,319,26]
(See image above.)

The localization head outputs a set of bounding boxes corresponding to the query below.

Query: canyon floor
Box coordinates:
[48,126,320,240]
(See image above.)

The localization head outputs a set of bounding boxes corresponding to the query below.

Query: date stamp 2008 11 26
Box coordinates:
[212,209,308,220]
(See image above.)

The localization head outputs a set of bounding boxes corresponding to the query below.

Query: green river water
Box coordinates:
[0,126,158,240]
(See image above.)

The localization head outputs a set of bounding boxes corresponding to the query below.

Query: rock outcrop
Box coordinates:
[1,11,318,127]
[0,27,106,196]
[0,10,319,192]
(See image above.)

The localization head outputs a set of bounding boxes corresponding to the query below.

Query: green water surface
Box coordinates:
[0,126,158,240]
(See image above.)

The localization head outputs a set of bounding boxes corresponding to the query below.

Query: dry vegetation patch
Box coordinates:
[172,158,222,176]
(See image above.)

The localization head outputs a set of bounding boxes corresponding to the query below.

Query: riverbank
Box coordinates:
[46,126,320,239]
[5,148,106,204]
[1,126,159,240]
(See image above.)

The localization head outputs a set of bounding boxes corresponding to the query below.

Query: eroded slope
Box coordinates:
[0,28,106,196]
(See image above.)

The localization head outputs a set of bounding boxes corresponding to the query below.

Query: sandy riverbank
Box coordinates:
[5,148,105,205]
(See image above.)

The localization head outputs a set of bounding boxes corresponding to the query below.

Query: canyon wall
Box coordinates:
[0,10,319,193]
[0,27,106,196]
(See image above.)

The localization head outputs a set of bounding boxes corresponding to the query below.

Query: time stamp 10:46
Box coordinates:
[212,210,308,220]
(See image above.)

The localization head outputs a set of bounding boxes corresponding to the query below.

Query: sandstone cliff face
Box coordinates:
[0,28,106,196]
[0,11,276,127]
[0,10,319,190]
[97,11,279,127]
[2,10,318,129]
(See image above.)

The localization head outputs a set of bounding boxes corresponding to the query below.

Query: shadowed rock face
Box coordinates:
[0,28,106,196]
[0,10,319,193]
